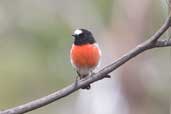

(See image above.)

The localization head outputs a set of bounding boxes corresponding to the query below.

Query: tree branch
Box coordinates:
[154,39,171,47]
[0,16,171,114]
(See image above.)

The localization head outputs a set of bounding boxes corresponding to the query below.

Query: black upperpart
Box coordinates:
[72,29,96,45]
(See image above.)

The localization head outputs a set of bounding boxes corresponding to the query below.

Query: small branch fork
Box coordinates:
[1,16,171,114]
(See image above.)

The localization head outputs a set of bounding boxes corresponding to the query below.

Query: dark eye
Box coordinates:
[79,33,84,37]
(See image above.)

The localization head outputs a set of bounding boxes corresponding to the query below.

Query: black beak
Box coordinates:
[72,34,76,37]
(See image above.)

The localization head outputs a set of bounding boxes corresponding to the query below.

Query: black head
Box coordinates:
[72,29,96,45]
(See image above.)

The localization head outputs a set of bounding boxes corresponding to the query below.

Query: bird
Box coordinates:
[70,29,101,89]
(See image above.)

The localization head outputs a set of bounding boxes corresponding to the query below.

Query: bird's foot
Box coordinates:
[104,74,111,78]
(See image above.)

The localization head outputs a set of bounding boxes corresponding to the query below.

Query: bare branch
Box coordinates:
[0,16,171,114]
[154,40,171,47]
[169,0,171,15]
[145,16,171,43]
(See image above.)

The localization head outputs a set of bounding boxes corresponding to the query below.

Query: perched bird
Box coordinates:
[70,29,101,89]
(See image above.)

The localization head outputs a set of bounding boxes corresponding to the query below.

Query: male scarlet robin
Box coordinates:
[70,29,101,89]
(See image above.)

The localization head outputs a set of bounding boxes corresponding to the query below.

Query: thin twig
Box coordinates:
[0,16,171,114]
[154,39,171,47]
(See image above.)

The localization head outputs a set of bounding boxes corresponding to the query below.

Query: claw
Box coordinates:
[81,84,91,90]
[104,74,111,78]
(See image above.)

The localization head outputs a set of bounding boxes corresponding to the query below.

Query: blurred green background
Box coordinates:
[0,0,170,114]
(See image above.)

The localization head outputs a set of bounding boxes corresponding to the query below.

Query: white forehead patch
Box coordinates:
[74,29,82,35]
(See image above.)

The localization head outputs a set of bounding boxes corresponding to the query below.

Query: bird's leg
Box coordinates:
[75,71,81,84]
[81,74,91,90]
[76,71,81,80]
[74,71,81,87]
[76,72,91,90]
[90,71,111,78]
[90,71,95,77]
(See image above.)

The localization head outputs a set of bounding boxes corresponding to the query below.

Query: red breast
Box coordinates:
[70,43,101,68]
